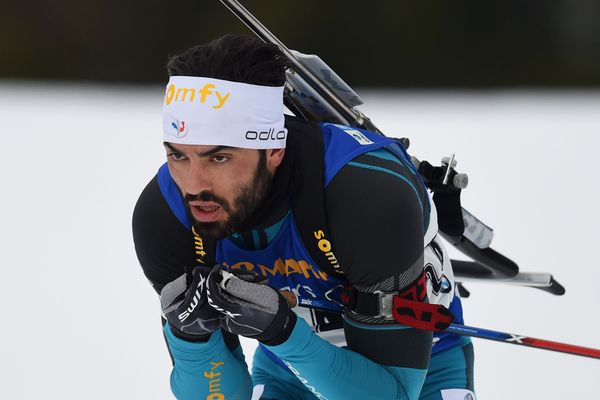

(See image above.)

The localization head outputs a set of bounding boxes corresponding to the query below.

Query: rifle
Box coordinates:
[219,0,565,296]
[214,0,600,362]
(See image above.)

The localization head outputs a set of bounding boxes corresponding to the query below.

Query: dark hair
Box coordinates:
[167,34,288,87]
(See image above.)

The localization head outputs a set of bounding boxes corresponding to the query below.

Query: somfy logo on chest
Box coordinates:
[192,227,206,265]
[228,258,328,281]
[313,230,343,274]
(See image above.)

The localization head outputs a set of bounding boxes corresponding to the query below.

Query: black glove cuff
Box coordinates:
[259,295,297,346]
[168,323,213,343]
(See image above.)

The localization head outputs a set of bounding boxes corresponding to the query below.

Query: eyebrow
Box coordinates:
[163,142,235,158]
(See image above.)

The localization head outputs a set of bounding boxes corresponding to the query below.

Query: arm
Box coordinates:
[163,323,252,400]
[207,148,432,399]
[132,175,253,400]
[268,149,431,399]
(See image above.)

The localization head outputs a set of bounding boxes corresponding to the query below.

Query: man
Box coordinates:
[133,34,475,400]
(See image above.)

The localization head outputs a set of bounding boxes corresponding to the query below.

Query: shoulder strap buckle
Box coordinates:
[375,290,395,319]
[350,290,455,330]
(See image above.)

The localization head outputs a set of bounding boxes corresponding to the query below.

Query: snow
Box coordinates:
[0,82,598,399]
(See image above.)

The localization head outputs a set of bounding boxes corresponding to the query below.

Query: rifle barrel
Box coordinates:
[219,0,378,131]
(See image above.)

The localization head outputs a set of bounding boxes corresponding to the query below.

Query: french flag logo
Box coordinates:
[171,120,187,138]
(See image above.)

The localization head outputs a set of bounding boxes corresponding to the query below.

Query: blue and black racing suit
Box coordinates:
[132,116,475,400]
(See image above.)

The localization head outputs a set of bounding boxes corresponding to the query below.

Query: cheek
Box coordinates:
[215,170,253,203]
[166,161,185,190]
[214,175,243,199]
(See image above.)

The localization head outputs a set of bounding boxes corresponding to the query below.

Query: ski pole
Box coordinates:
[391,297,600,360]
[445,323,600,360]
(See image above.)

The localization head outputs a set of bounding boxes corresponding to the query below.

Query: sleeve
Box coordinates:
[164,324,253,400]
[132,174,197,293]
[132,173,253,400]
[265,148,432,400]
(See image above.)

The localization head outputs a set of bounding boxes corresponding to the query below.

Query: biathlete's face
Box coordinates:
[164,142,285,240]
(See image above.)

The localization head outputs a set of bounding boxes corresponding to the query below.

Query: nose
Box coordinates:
[181,161,212,196]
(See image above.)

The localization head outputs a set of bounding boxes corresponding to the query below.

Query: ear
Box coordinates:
[266,148,285,174]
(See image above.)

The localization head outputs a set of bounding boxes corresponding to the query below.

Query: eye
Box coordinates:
[168,152,186,161]
[211,155,230,163]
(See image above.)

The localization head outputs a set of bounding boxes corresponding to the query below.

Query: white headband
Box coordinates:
[162,76,287,149]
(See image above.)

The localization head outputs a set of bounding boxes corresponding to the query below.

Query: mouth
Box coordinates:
[189,202,223,223]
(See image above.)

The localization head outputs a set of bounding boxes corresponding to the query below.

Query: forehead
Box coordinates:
[163,142,259,158]
[164,142,223,153]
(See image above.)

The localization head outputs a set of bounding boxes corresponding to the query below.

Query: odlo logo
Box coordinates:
[170,119,187,138]
[245,128,286,141]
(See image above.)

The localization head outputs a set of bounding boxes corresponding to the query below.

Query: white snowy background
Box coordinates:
[1,82,599,399]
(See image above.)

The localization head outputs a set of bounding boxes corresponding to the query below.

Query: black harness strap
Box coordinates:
[348,270,428,317]
[286,116,346,279]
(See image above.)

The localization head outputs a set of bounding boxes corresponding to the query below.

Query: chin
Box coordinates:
[192,221,233,240]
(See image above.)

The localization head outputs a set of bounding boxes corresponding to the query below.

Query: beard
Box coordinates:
[184,151,272,240]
